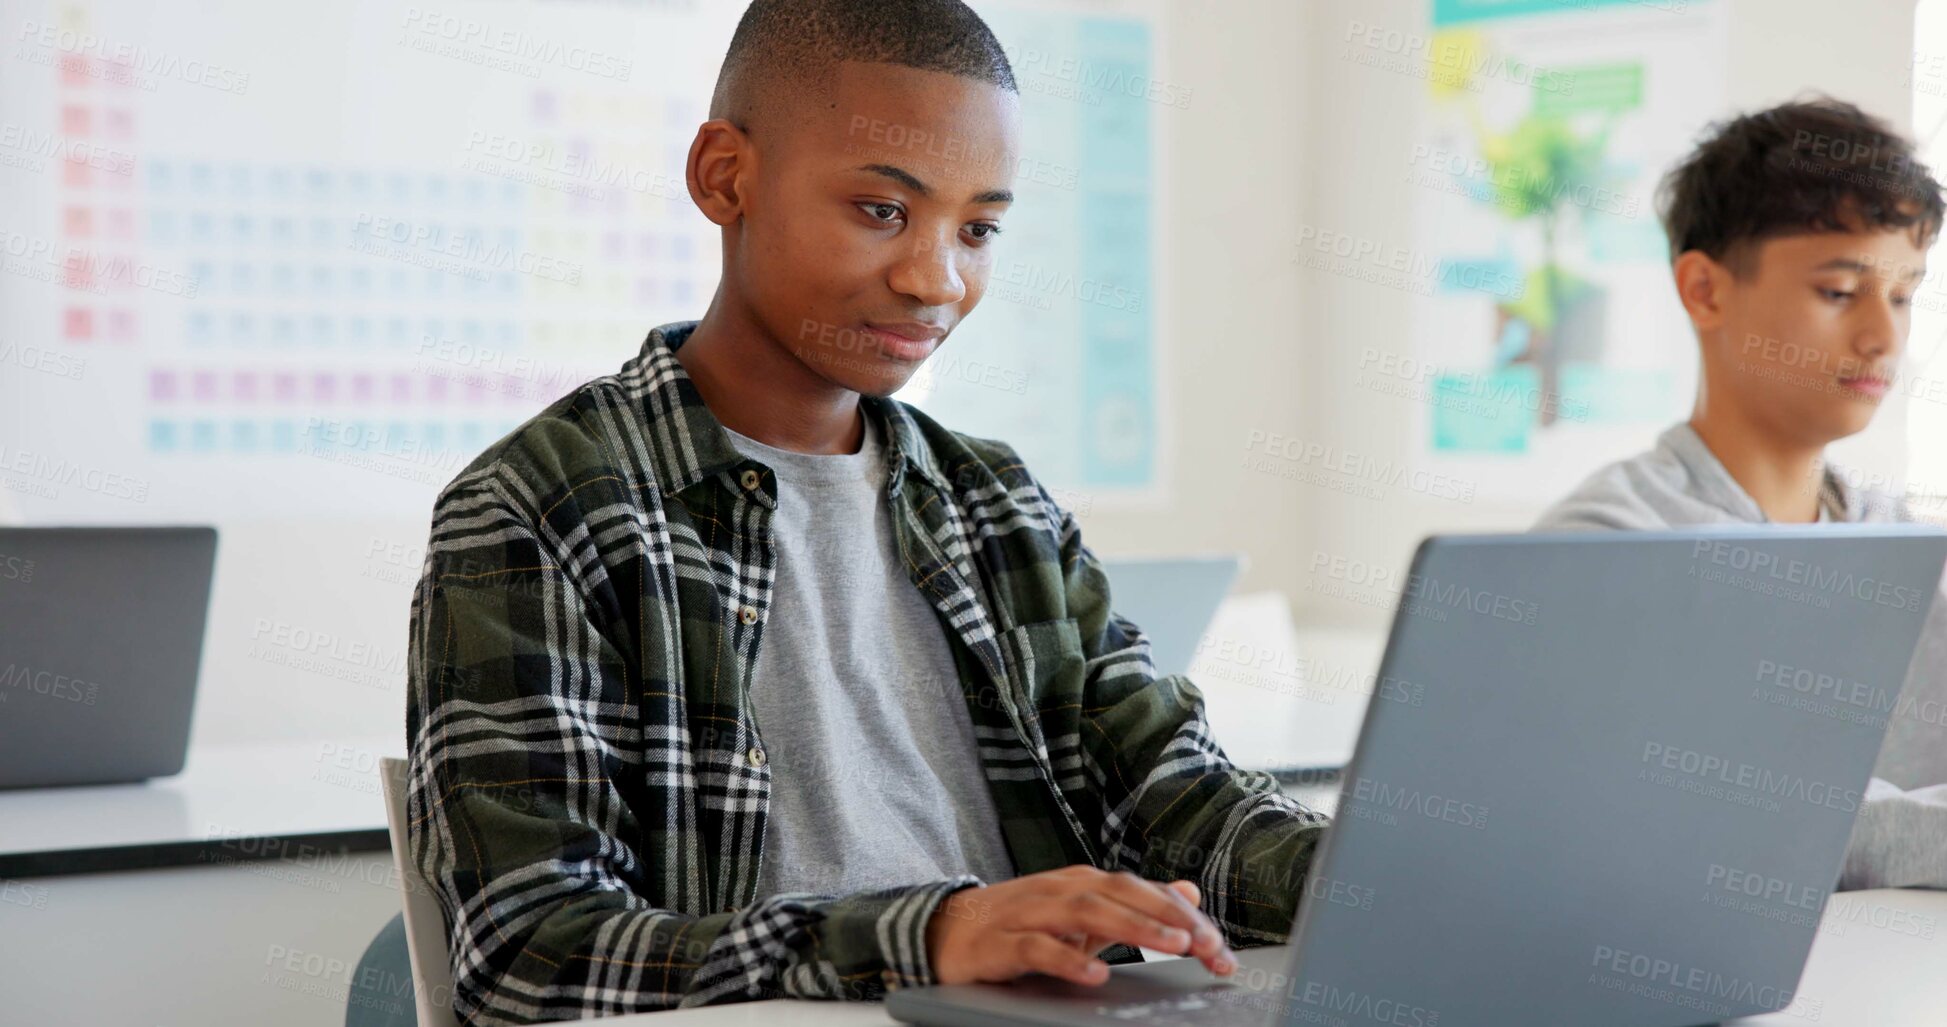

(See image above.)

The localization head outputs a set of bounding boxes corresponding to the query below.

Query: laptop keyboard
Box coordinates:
[1094,990,1275,1025]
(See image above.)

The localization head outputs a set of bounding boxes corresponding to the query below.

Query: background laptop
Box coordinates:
[890,527,1946,1026]
[0,527,218,789]
[1100,554,1242,677]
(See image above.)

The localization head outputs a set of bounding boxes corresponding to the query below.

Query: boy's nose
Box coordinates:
[889,237,967,308]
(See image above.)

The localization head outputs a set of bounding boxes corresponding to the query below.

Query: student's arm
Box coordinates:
[1838,778,1947,890]
[405,478,978,1024]
[1040,486,1331,946]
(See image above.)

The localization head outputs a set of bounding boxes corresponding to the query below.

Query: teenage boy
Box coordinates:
[405,2,1325,1022]
[1537,98,1947,891]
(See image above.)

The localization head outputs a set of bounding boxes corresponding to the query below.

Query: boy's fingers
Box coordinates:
[1013,933,1110,986]
[1094,872,1232,961]
[1016,891,1192,953]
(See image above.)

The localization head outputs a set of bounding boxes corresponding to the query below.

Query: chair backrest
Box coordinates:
[379,757,461,1027]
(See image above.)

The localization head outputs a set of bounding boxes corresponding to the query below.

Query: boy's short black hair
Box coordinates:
[711,0,1017,139]
[1657,96,1945,274]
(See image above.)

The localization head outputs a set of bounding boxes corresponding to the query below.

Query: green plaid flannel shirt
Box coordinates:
[405,321,1328,1025]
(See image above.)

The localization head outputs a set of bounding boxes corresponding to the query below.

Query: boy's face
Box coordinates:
[1697,227,1927,444]
[731,61,1020,398]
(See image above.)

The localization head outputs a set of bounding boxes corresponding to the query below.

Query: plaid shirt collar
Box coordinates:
[632,320,955,501]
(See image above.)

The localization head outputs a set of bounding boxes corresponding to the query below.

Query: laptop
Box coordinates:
[889,527,1947,1026]
[1100,555,1243,677]
[0,527,218,789]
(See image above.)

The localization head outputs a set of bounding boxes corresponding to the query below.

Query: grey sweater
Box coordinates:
[1536,423,1947,891]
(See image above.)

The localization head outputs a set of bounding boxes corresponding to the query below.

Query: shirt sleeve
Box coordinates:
[406,478,978,1025]
[1037,486,1331,946]
[1837,777,1947,890]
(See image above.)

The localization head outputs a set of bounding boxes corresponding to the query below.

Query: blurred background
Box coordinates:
[4,0,1947,1021]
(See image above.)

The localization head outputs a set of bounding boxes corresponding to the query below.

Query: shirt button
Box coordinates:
[739,604,759,625]
[739,468,761,491]
[747,746,766,767]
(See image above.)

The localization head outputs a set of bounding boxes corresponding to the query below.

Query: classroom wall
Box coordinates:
[186,0,1314,747]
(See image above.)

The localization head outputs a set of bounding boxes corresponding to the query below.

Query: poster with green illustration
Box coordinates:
[1416,0,1723,473]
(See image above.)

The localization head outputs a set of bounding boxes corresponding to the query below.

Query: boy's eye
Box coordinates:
[858,202,903,224]
[1818,287,1854,302]
[966,223,1003,243]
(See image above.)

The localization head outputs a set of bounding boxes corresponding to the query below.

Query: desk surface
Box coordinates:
[0,735,401,877]
[582,889,1947,1026]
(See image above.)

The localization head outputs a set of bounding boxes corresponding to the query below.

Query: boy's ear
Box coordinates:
[686,119,753,228]
[1672,249,1731,333]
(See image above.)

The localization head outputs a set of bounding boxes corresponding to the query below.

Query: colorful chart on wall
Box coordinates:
[0,0,1163,523]
[1409,0,1727,496]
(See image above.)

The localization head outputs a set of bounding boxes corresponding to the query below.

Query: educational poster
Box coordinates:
[897,3,1166,497]
[1409,0,1727,496]
[0,0,1163,523]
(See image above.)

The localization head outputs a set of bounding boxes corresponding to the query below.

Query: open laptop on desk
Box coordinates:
[889,527,1946,1027]
[0,527,217,788]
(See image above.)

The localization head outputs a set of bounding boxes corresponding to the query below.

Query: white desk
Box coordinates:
[0,735,402,877]
[3,736,410,1026]
[579,889,1947,1026]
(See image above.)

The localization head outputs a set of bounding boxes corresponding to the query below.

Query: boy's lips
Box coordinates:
[861,321,945,362]
[1837,374,1892,399]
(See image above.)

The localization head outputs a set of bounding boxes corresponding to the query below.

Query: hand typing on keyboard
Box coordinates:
[925,865,1238,987]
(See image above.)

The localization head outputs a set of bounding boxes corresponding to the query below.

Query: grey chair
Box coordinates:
[347,758,460,1027]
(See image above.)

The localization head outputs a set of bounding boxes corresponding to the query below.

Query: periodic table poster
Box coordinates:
[0,0,1164,523]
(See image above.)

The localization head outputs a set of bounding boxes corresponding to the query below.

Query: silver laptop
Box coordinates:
[0,527,218,788]
[889,527,1946,1027]
[1101,555,1242,677]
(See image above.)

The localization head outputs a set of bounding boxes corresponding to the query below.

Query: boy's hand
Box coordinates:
[925,865,1238,987]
